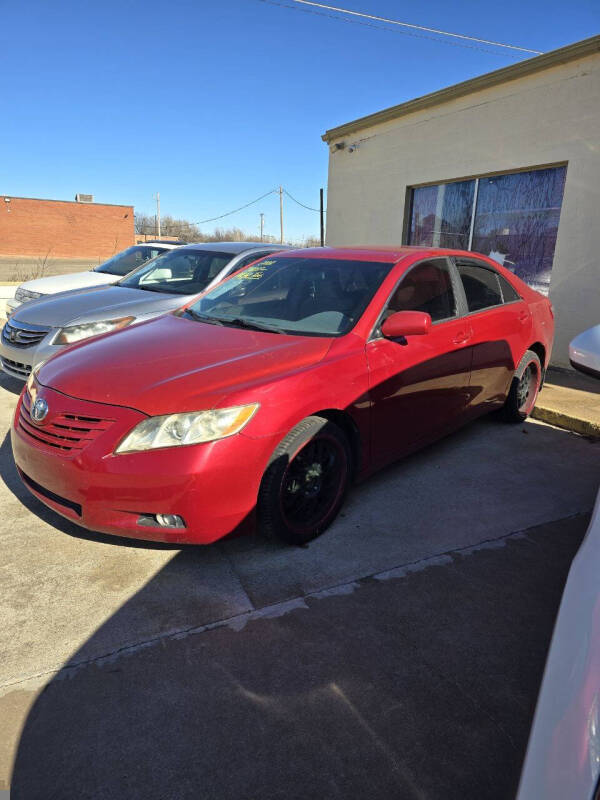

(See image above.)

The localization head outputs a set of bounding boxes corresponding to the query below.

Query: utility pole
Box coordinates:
[279,185,284,244]
[260,213,265,242]
[320,188,325,247]
[155,192,161,238]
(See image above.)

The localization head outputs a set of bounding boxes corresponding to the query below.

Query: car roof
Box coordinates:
[140,240,185,248]
[142,242,181,250]
[176,242,292,255]
[273,245,489,264]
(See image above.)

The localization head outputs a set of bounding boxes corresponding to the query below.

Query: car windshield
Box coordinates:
[117,249,234,295]
[94,245,168,277]
[182,256,394,336]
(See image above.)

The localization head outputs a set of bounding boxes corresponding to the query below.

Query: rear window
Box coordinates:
[457,262,503,312]
[498,274,521,303]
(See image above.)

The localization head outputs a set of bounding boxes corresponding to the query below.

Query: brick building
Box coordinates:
[0,195,135,261]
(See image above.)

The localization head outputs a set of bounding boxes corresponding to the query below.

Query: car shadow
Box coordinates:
[6,495,591,800]
[0,371,25,397]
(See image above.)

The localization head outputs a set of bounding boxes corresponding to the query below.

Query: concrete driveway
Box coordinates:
[0,372,598,798]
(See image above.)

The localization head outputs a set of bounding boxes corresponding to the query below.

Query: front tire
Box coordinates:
[258,416,351,546]
[501,350,542,423]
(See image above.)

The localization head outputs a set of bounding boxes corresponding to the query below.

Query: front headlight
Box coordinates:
[115,404,260,454]
[53,316,135,345]
[15,288,43,303]
[26,359,47,392]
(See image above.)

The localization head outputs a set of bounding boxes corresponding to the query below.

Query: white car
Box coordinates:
[518,328,600,800]
[517,489,600,800]
[6,242,181,317]
[570,325,600,379]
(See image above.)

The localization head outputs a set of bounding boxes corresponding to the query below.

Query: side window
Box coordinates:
[498,274,521,303]
[386,259,457,323]
[457,261,503,312]
[206,255,232,280]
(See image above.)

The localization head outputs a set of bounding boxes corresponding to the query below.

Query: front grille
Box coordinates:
[2,318,50,348]
[1,357,31,378]
[18,469,82,516]
[19,390,115,454]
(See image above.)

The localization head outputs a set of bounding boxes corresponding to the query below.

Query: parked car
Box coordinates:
[518,328,600,800]
[517,488,600,800]
[0,242,289,379]
[570,324,600,379]
[6,242,182,317]
[12,246,554,546]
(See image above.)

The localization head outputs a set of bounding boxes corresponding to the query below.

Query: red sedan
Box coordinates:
[12,247,554,546]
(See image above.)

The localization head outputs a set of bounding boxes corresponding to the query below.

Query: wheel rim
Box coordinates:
[516,362,540,414]
[280,435,346,534]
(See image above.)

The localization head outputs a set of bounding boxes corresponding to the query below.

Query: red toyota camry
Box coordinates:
[12,247,554,546]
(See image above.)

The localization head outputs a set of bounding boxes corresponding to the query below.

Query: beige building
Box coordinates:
[323,35,600,366]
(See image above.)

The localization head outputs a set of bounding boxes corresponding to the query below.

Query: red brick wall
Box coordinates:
[0,196,135,260]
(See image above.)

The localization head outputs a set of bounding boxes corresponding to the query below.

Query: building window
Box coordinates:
[407,165,567,295]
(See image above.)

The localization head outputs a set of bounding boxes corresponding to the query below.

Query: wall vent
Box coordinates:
[75,193,94,203]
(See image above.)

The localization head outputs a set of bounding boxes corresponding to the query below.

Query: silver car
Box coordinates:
[0,242,290,380]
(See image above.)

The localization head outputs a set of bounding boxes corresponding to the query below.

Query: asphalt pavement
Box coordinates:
[0,371,598,798]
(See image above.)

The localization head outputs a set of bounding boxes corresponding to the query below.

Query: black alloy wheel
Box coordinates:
[258,415,351,546]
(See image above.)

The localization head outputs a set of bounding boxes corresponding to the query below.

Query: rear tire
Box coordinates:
[258,415,351,546]
[501,350,542,423]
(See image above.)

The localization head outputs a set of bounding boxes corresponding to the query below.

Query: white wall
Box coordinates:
[325,52,600,366]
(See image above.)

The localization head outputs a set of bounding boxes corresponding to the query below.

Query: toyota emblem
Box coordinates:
[31,397,49,423]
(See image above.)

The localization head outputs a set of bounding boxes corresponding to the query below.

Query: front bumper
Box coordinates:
[0,331,61,380]
[12,385,278,544]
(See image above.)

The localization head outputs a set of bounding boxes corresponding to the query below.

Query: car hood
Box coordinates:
[22,270,117,295]
[15,285,186,327]
[37,314,333,415]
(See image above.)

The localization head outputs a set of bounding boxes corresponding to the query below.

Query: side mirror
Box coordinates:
[381,310,431,339]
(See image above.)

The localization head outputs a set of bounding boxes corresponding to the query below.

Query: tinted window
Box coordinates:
[118,249,233,295]
[185,257,393,337]
[94,245,167,276]
[407,165,566,296]
[386,259,456,323]
[498,274,521,303]
[457,262,502,312]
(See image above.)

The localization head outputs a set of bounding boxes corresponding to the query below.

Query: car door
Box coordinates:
[366,257,473,468]
[453,258,532,414]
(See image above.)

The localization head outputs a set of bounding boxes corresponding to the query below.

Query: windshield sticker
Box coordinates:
[244,263,271,280]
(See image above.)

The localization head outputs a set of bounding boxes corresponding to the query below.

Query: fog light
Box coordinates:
[156,513,185,528]
[137,513,186,529]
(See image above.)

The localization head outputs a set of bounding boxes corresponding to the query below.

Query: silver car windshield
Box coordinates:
[182,257,394,337]
[117,249,233,295]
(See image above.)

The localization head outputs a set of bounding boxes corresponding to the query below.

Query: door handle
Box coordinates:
[518,312,530,324]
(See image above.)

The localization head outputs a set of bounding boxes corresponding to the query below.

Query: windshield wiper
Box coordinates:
[183,309,224,325]
[211,316,286,334]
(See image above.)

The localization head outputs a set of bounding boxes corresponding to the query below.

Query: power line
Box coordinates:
[291,0,542,54]
[193,189,277,224]
[258,0,542,57]
[283,189,324,212]
[190,187,324,227]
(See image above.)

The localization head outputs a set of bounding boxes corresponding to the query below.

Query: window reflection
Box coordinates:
[410,180,474,250]
[408,166,567,295]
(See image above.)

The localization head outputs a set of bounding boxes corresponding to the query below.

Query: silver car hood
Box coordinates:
[13,285,192,327]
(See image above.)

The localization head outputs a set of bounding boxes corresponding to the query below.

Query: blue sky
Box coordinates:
[1,0,598,241]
